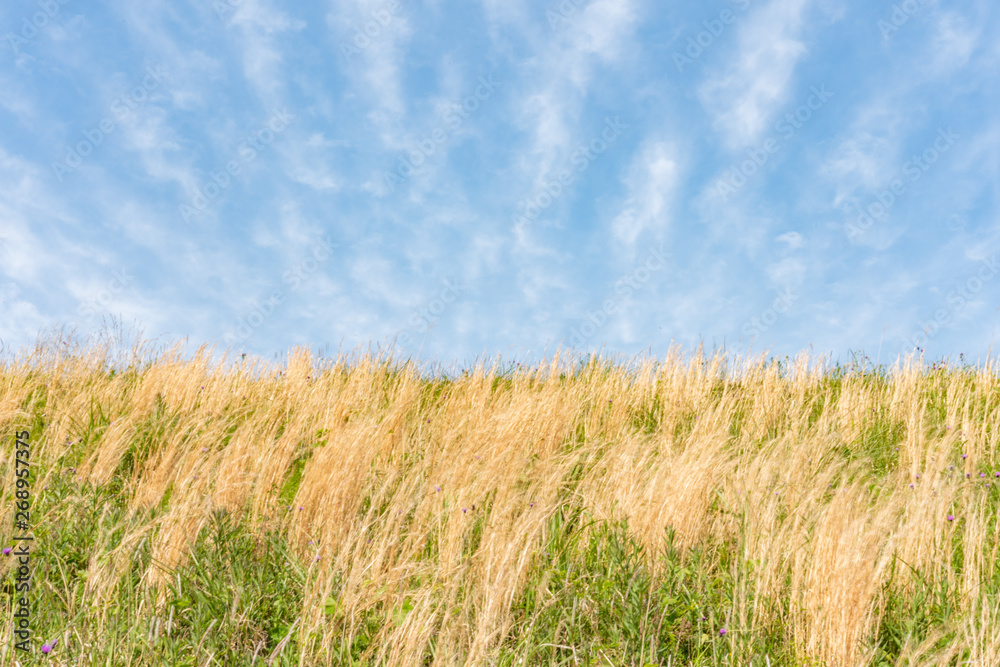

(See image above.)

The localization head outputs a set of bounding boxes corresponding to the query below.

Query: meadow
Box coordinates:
[2,336,999,666]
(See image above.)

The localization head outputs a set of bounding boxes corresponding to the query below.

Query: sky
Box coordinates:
[1,0,998,374]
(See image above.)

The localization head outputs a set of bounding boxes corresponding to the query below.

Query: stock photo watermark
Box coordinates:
[52,66,168,181]
[672,0,753,72]
[2,0,72,55]
[544,0,585,30]
[846,127,958,242]
[878,0,932,39]
[10,430,33,653]
[75,269,134,323]
[901,255,999,351]
[716,85,833,202]
[180,109,295,222]
[394,278,466,354]
[223,235,337,345]
[511,116,628,229]
[339,0,403,62]
[565,245,669,351]
[212,0,248,20]
[741,288,797,339]
[383,74,501,192]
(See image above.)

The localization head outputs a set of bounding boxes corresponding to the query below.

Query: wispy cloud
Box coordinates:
[0,0,997,367]
[697,0,810,150]
[610,140,678,247]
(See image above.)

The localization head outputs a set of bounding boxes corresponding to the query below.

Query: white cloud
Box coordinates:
[765,257,805,286]
[611,141,679,247]
[228,0,307,104]
[927,10,980,74]
[697,0,810,150]
[776,231,804,249]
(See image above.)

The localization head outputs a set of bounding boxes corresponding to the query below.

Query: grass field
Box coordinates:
[2,336,1000,665]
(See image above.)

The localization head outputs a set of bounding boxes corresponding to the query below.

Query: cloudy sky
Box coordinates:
[1,0,998,372]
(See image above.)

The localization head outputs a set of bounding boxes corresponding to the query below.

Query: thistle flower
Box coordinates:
[947,515,955,521]
[2,548,11,556]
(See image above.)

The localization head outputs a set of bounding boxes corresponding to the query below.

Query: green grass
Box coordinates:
[4,350,1000,665]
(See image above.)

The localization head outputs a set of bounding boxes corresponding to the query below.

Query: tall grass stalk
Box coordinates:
[1,336,999,665]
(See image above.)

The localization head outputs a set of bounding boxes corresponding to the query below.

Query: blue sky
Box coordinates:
[1,0,998,372]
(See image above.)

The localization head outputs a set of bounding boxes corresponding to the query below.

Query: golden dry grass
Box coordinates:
[2,335,999,665]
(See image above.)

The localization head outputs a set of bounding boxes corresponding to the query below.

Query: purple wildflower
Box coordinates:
[947,515,955,521]
[41,642,53,654]
[962,454,968,459]
[2,548,11,556]
[719,628,727,636]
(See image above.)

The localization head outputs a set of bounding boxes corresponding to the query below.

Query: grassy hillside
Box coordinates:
[1,339,999,665]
